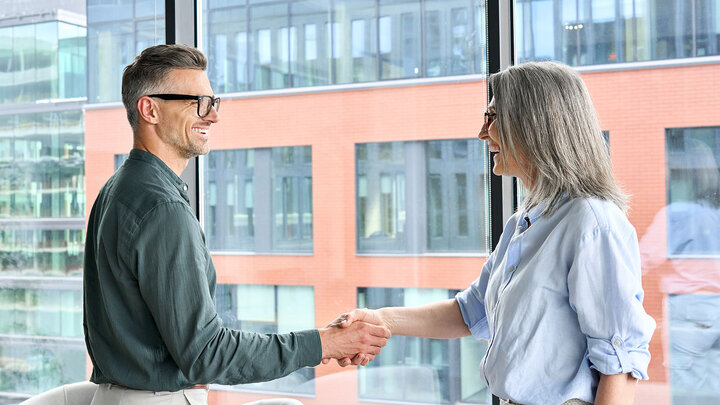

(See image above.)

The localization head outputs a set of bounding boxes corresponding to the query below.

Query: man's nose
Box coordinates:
[206,106,220,123]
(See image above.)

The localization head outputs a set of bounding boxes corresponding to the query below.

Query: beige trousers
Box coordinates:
[90,384,208,405]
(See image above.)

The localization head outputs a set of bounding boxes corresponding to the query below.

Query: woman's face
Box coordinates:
[478,98,531,187]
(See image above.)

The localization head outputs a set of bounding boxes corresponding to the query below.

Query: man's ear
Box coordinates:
[137,96,160,125]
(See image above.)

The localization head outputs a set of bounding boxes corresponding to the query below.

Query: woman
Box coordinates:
[335,62,656,405]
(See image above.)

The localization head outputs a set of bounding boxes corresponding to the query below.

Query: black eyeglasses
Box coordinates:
[147,94,221,118]
[478,111,497,137]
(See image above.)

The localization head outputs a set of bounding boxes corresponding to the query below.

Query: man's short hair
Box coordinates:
[121,44,207,132]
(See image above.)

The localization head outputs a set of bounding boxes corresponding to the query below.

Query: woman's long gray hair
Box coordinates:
[489,61,628,215]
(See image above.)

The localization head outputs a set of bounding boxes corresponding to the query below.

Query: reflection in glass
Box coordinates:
[204,149,255,251]
[378,0,421,79]
[665,127,720,256]
[357,287,490,404]
[208,7,248,93]
[251,3,291,90]
[669,294,720,404]
[272,146,313,252]
[356,139,488,254]
[334,0,377,84]
[515,0,720,66]
[204,147,312,253]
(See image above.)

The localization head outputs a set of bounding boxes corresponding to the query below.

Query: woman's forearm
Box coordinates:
[377,299,471,339]
[595,373,636,405]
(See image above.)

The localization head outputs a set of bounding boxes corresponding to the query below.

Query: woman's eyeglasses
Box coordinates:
[147,94,221,118]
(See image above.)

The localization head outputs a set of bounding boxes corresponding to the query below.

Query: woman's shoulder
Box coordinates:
[561,197,633,234]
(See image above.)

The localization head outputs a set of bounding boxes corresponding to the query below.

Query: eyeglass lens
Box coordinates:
[198,97,220,118]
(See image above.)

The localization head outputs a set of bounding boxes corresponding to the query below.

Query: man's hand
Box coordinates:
[321,309,390,366]
[318,318,390,367]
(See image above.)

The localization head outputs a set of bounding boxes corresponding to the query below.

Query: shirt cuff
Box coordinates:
[587,334,651,380]
[295,329,323,367]
[455,293,490,340]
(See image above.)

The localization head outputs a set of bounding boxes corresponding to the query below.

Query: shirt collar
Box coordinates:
[128,149,190,198]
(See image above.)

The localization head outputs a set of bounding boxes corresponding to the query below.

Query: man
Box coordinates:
[83,44,389,405]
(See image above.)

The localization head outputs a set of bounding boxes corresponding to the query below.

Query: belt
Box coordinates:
[111,384,209,391]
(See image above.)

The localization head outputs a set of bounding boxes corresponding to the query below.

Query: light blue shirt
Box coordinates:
[456,197,656,405]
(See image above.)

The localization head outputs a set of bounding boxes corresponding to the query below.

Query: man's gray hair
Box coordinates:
[122,44,207,132]
[489,61,628,215]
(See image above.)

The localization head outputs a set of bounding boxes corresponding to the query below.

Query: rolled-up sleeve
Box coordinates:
[568,225,656,380]
[456,261,492,340]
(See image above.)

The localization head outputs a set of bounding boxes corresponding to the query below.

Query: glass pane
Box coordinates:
[272,146,313,252]
[204,149,256,251]
[333,0,377,84]
[516,0,720,66]
[378,0,421,79]
[291,0,331,87]
[250,3,290,90]
[207,6,248,93]
[357,139,489,254]
[0,1,97,400]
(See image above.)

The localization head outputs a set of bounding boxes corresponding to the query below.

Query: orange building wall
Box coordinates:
[84,63,720,405]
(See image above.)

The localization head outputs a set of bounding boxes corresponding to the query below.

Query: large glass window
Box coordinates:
[357,287,490,404]
[356,139,489,254]
[204,146,312,253]
[516,0,720,66]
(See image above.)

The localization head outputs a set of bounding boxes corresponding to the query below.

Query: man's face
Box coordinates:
[155,69,219,159]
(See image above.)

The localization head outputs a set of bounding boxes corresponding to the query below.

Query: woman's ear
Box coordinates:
[137,96,160,125]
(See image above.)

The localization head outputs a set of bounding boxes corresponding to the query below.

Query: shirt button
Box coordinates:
[183,185,188,191]
[508,265,516,272]
[613,338,622,347]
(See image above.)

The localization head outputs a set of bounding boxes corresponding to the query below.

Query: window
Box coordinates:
[357,287,490,404]
[356,139,489,254]
[203,146,312,253]
[516,0,720,66]
[213,284,315,395]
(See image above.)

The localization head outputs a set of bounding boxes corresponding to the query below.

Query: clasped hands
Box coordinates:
[318,308,389,367]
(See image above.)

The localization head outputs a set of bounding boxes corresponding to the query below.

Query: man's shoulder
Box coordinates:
[105,163,188,220]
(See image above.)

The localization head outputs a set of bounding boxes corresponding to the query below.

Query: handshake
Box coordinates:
[318,308,390,367]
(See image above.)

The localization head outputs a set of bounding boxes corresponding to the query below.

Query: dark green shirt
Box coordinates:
[83,149,321,391]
